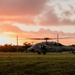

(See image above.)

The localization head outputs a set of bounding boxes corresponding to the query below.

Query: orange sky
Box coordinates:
[0,0,75,45]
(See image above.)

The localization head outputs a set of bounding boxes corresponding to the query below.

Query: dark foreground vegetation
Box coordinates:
[0,52,75,75]
[0,42,32,52]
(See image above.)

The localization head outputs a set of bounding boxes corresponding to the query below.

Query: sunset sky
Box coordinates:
[0,0,75,45]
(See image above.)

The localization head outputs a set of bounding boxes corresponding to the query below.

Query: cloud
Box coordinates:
[0,0,48,16]
[0,0,75,26]
[39,7,60,25]
[0,23,74,45]
[0,16,35,25]
[0,23,25,34]
[39,0,75,26]
[1,22,75,38]
[23,28,75,38]
[0,0,49,25]
[24,28,75,45]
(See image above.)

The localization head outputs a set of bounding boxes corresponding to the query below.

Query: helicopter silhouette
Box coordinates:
[27,34,75,54]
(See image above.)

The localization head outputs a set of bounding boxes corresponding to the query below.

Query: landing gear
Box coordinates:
[37,52,46,54]
[37,52,41,54]
[41,45,47,55]
[42,52,46,54]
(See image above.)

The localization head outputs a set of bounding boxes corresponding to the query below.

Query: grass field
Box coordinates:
[0,52,75,75]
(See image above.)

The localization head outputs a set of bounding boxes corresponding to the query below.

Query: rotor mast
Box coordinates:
[57,34,59,43]
[44,38,50,43]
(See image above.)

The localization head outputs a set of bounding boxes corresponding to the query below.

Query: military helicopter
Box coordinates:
[27,34,75,54]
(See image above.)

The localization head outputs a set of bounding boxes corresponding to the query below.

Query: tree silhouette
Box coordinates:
[23,42,32,52]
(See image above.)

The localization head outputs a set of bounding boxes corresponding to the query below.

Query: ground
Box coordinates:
[0,52,75,75]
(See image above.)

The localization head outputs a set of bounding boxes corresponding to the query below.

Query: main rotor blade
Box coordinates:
[27,37,57,40]
[27,38,44,40]
[27,37,75,40]
[58,37,75,39]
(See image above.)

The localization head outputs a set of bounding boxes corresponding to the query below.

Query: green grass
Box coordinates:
[0,52,75,75]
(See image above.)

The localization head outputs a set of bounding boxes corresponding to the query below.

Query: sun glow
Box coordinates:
[0,35,16,45]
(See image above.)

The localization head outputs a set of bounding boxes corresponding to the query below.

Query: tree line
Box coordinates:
[0,42,32,52]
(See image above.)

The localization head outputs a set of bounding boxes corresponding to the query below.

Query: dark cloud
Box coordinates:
[39,7,60,25]
[0,0,48,16]
[62,5,75,17]
[39,3,75,26]
[63,11,72,17]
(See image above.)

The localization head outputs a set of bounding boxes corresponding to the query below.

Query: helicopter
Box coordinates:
[27,34,75,54]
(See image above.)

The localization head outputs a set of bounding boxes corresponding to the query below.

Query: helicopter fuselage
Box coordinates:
[27,42,75,54]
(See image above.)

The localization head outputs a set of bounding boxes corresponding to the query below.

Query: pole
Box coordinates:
[57,34,59,43]
[17,36,18,52]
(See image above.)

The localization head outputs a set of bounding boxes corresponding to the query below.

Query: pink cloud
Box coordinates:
[0,24,25,34]
[0,0,75,26]
[0,0,48,16]
[0,16,35,25]
[0,0,48,25]
[0,23,74,45]
[1,23,75,38]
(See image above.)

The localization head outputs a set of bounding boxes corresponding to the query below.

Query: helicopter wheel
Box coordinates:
[37,52,41,54]
[42,52,46,54]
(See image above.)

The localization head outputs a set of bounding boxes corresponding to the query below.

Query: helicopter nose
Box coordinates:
[27,48,31,51]
[27,48,30,51]
[27,48,34,52]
